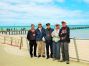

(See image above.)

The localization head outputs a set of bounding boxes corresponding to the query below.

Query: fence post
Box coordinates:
[19,37,23,50]
[4,36,6,44]
[11,37,13,45]
[73,37,80,62]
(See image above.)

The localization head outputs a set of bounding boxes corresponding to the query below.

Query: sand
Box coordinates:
[0,34,89,66]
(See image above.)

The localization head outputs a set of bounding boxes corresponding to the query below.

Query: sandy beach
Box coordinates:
[0,34,89,66]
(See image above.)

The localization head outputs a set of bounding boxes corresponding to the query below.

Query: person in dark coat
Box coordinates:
[45,23,54,59]
[27,24,37,58]
[59,21,70,64]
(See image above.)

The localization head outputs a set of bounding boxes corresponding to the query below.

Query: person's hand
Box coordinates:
[47,34,50,36]
[33,34,35,36]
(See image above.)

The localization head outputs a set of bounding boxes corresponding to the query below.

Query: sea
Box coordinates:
[0,25,89,39]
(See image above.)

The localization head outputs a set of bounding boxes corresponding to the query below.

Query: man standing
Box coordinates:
[27,24,37,58]
[36,23,45,58]
[45,23,54,59]
[59,21,70,64]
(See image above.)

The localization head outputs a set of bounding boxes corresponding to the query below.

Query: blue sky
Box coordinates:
[0,0,89,26]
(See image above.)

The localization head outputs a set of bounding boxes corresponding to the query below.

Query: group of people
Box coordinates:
[27,21,70,64]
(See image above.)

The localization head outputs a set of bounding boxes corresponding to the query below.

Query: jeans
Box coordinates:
[53,41,60,59]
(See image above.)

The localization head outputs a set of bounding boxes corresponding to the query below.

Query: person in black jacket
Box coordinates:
[45,23,54,59]
[27,24,37,58]
[59,21,70,64]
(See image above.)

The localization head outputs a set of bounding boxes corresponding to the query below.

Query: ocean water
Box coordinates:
[0,25,89,39]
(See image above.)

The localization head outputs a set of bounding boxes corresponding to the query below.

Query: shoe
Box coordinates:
[30,55,33,58]
[50,54,53,58]
[60,60,65,62]
[42,55,45,58]
[53,58,56,61]
[66,61,69,64]
[46,57,49,59]
[34,55,37,57]
[38,55,41,58]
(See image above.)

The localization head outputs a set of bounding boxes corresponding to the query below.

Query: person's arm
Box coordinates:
[59,29,62,37]
[27,31,30,41]
[67,27,70,38]
[51,31,55,37]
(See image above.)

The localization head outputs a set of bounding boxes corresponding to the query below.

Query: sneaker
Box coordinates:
[46,57,49,59]
[42,55,45,58]
[34,55,37,57]
[60,60,66,62]
[53,58,56,61]
[38,55,41,58]
[30,55,33,58]
[50,55,53,58]
[66,61,69,64]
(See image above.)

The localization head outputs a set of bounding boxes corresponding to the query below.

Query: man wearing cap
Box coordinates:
[59,21,70,64]
[36,23,46,58]
[45,23,54,59]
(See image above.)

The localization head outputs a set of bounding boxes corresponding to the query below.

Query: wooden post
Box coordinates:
[11,37,13,45]
[19,37,23,50]
[4,36,6,44]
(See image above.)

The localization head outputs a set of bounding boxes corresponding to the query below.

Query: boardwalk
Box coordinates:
[0,41,89,66]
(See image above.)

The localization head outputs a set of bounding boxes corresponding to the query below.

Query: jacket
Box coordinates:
[59,26,70,43]
[36,27,45,41]
[27,30,36,41]
[45,28,54,41]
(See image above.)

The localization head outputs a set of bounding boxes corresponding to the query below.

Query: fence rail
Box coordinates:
[0,35,23,49]
[0,30,28,35]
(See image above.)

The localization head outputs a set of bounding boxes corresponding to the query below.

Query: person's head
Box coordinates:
[62,21,67,27]
[38,23,42,28]
[31,24,35,29]
[55,24,60,29]
[46,23,50,29]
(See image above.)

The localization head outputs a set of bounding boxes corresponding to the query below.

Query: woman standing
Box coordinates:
[52,24,60,61]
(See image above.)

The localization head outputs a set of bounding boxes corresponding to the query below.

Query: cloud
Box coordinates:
[0,0,89,25]
[56,0,65,3]
[83,0,89,4]
[30,0,53,3]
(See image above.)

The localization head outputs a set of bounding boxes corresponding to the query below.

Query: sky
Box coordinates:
[0,0,89,26]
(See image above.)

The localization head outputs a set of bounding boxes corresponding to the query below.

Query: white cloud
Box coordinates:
[83,0,89,4]
[0,0,89,25]
[30,0,53,3]
[56,0,65,3]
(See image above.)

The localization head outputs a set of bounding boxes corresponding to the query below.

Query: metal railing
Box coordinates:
[69,38,89,62]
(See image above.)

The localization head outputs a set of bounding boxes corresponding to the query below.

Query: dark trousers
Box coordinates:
[29,40,37,56]
[46,40,53,58]
[60,42,69,61]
